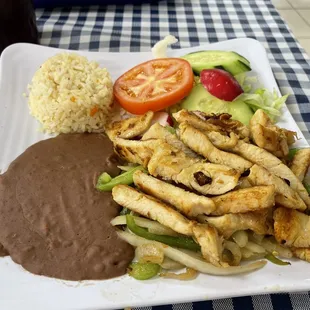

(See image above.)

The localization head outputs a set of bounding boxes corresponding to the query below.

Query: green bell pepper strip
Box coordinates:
[126,214,200,252]
[303,182,310,195]
[265,253,291,266]
[97,172,112,185]
[288,148,299,161]
[96,166,146,191]
[128,262,161,280]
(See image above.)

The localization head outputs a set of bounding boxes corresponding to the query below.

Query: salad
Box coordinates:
[113,35,288,125]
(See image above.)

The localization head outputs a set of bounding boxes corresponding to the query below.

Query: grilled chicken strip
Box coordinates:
[231,140,310,208]
[198,209,274,238]
[210,185,275,216]
[206,131,239,150]
[133,170,216,217]
[248,164,306,211]
[274,207,310,248]
[142,123,198,158]
[250,109,296,158]
[106,111,154,140]
[178,123,252,173]
[147,142,240,195]
[113,185,224,266]
[289,148,310,181]
[192,224,225,267]
[113,137,160,167]
[173,109,250,139]
[292,248,310,263]
[112,185,194,235]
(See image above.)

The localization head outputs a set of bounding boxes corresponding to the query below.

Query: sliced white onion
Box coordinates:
[151,35,178,58]
[160,268,198,280]
[135,243,164,264]
[118,231,266,276]
[111,215,180,236]
[231,231,248,248]
[223,241,242,266]
[152,112,174,127]
[244,241,266,254]
[160,257,184,270]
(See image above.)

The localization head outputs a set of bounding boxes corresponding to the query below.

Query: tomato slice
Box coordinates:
[113,58,194,114]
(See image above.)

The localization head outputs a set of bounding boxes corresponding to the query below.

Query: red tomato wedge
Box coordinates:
[200,68,243,101]
[113,58,194,114]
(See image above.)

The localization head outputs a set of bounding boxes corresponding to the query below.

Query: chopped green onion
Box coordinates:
[128,262,161,280]
[265,253,291,266]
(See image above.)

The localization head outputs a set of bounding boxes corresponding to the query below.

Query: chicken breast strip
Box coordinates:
[173,109,250,139]
[274,207,310,248]
[112,185,224,266]
[142,123,198,158]
[210,185,275,216]
[133,170,216,217]
[289,148,310,182]
[198,209,274,238]
[113,137,160,167]
[112,185,194,235]
[292,248,310,263]
[178,123,252,173]
[247,164,306,211]
[231,140,310,208]
[106,111,154,140]
[147,141,240,195]
[205,131,239,150]
[192,224,225,267]
[250,109,295,158]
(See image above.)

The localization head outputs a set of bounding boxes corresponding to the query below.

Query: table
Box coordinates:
[35,0,310,309]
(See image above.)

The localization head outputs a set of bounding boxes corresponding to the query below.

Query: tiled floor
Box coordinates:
[272,0,310,57]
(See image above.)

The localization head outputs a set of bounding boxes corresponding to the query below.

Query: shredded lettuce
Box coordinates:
[234,73,257,93]
[235,88,289,120]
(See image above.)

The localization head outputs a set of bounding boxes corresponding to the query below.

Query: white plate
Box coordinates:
[0,38,309,310]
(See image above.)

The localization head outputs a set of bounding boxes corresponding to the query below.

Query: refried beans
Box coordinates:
[0,133,134,280]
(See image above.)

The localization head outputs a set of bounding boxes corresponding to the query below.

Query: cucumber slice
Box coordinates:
[182,50,251,76]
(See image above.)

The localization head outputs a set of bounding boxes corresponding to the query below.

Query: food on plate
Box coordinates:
[173,109,250,140]
[289,148,310,181]
[111,137,240,195]
[180,84,254,125]
[247,164,307,211]
[274,207,310,248]
[113,58,194,114]
[227,138,310,208]
[200,68,244,101]
[27,53,113,134]
[250,109,296,158]
[106,111,154,140]
[181,50,251,75]
[198,210,273,239]
[96,165,146,191]
[105,107,310,280]
[209,185,275,216]
[0,134,134,280]
[4,39,308,283]
[133,170,216,217]
[177,122,252,173]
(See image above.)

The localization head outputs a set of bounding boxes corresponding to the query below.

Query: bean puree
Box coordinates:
[0,133,134,280]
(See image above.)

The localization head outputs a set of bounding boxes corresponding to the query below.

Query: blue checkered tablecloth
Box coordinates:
[35,0,310,309]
